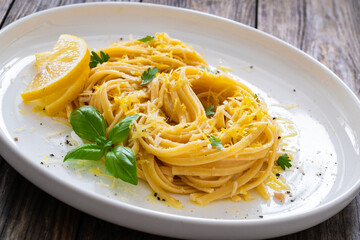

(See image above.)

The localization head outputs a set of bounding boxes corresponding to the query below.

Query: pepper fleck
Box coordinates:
[50,154,54,157]
[278,136,281,139]
[65,140,72,146]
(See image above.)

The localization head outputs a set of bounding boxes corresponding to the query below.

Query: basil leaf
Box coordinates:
[70,106,107,142]
[105,146,138,185]
[64,144,105,162]
[108,114,140,144]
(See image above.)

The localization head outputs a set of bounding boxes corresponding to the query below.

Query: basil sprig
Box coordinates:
[64,106,139,185]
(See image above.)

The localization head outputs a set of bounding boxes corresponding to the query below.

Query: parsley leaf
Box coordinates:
[64,106,139,185]
[141,67,159,85]
[138,35,155,42]
[205,105,215,116]
[276,154,292,170]
[209,134,223,150]
[89,50,110,68]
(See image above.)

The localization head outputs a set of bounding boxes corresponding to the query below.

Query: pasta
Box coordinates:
[22,32,288,208]
[65,33,283,208]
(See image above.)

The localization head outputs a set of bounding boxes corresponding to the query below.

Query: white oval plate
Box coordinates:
[0,3,359,239]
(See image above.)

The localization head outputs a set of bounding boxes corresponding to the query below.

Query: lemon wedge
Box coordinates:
[41,67,89,115]
[21,34,90,102]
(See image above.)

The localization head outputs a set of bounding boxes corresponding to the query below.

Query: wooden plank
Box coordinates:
[1,0,141,28]
[258,0,360,98]
[258,0,360,239]
[0,0,14,28]
[0,159,82,239]
[142,0,257,27]
[75,213,176,240]
[1,0,59,28]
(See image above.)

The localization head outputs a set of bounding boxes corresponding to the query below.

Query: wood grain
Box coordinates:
[1,0,141,28]
[0,0,359,239]
[0,0,13,27]
[258,0,360,98]
[0,159,81,239]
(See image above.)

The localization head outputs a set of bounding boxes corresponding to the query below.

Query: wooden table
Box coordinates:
[0,0,359,239]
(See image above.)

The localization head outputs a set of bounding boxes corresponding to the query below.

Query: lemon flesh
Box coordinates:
[21,34,90,102]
